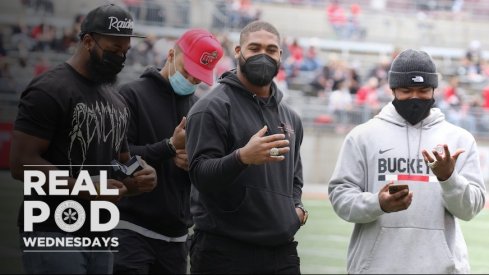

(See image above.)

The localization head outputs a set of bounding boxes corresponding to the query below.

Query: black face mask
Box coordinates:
[392,97,435,125]
[239,53,279,86]
[87,39,125,85]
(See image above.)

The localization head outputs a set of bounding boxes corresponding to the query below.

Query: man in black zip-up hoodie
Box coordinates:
[114,29,223,274]
[186,21,306,274]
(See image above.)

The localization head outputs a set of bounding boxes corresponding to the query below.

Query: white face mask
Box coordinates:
[169,52,196,96]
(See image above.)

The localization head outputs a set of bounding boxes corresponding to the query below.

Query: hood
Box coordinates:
[218,69,284,104]
[375,102,445,129]
[140,66,165,82]
[139,66,182,96]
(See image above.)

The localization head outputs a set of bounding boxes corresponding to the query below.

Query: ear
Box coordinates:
[167,48,175,62]
[82,34,92,52]
[234,45,241,59]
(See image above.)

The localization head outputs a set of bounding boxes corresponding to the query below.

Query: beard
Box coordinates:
[86,49,119,85]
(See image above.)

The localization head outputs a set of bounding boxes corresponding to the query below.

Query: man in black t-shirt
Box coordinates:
[10,4,156,274]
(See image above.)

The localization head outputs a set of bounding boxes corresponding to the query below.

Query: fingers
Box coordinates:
[379,181,412,213]
[267,139,289,149]
[452,149,465,161]
[177,116,187,129]
[175,149,188,160]
[267,155,285,162]
[421,149,434,163]
[432,148,444,162]
[391,189,409,199]
[254,125,268,138]
[380,181,394,192]
[261,133,286,143]
[273,146,290,156]
[423,144,465,163]
[133,166,155,177]
[107,179,124,189]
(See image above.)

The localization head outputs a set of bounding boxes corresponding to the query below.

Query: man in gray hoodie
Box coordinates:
[328,49,486,274]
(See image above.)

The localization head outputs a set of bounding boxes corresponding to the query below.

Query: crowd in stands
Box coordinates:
[122,0,191,27]
[213,0,263,30]
[2,0,489,137]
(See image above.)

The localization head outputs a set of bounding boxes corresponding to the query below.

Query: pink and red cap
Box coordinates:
[176,29,224,85]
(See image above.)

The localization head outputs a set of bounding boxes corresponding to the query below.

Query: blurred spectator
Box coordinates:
[482,85,489,110]
[368,55,392,84]
[309,64,332,96]
[21,0,54,15]
[127,35,156,67]
[348,66,361,95]
[227,0,261,29]
[355,76,380,122]
[437,75,477,133]
[355,76,378,106]
[0,33,5,57]
[458,40,485,82]
[300,45,322,71]
[33,56,50,77]
[442,75,462,106]
[0,59,17,94]
[326,0,347,39]
[345,3,366,40]
[328,78,353,133]
[123,0,143,19]
[285,38,303,77]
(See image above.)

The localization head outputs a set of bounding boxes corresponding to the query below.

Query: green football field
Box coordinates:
[296,199,489,274]
[1,171,488,274]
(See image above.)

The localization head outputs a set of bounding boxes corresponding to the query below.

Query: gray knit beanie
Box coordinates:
[388,49,438,89]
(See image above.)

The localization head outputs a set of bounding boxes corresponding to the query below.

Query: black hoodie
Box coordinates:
[117,67,197,237]
[186,70,304,246]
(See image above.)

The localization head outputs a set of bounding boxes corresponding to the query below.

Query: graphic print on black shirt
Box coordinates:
[68,101,129,177]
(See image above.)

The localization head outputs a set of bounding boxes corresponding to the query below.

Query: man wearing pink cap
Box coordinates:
[113,29,223,274]
[186,21,306,274]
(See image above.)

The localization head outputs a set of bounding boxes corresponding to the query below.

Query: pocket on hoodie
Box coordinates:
[216,186,301,245]
[361,227,455,274]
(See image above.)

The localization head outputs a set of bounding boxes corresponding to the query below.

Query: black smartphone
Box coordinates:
[388,184,409,194]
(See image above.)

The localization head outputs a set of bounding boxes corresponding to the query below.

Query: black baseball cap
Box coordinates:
[80,4,145,38]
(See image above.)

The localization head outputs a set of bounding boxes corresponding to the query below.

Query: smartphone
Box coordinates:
[388,184,409,194]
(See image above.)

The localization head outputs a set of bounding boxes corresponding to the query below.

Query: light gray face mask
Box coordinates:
[169,53,196,96]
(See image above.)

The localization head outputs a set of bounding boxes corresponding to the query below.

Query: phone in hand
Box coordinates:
[388,184,409,195]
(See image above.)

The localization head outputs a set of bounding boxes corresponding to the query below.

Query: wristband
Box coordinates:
[168,137,177,154]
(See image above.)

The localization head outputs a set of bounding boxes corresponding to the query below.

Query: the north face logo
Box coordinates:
[200,51,218,66]
[412,76,424,82]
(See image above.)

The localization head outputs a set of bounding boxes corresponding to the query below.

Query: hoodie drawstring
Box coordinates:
[405,121,424,176]
[252,94,272,135]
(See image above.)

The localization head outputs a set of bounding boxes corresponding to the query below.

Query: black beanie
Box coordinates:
[388,49,438,89]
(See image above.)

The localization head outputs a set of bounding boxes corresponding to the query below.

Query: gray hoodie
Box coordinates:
[328,102,486,274]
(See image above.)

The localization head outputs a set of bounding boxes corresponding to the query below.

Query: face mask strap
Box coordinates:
[91,34,126,60]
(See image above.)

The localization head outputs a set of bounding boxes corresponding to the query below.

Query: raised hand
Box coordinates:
[238,126,290,165]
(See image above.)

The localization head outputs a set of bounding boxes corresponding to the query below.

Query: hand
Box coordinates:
[95,179,127,203]
[421,144,464,181]
[174,149,189,171]
[123,159,157,194]
[238,126,290,165]
[378,181,413,213]
[295,207,305,224]
[171,117,187,150]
